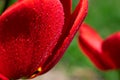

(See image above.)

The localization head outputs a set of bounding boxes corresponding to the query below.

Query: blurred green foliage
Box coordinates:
[0,0,120,80]
[0,0,3,13]
[61,0,120,80]
[8,0,16,6]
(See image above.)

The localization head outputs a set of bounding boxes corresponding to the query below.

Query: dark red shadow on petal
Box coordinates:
[78,23,115,70]
[60,0,71,19]
[59,0,72,37]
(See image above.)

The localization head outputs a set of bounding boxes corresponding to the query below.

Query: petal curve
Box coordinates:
[78,23,114,70]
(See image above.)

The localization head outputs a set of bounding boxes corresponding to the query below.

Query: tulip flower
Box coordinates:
[0,0,88,79]
[78,23,120,70]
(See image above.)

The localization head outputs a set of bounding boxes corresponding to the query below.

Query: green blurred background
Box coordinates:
[1,0,120,80]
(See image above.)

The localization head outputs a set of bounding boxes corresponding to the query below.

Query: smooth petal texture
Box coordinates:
[0,74,9,80]
[78,23,114,70]
[102,32,120,69]
[39,0,88,75]
[0,0,64,79]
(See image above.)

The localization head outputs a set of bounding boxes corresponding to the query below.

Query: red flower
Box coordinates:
[78,23,120,70]
[0,0,88,79]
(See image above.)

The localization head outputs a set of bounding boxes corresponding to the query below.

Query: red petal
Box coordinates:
[0,74,9,80]
[39,0,88,74]
[0,0,64,79]
[71,0,88,29]
[78,23,114,70]
[102,32,120,69]
[60,0,71,15]
[60,0,72,31]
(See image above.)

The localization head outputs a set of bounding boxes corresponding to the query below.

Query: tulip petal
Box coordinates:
[78,23,114,70]
[0,0,64,79]
[39,0,88,74]
[60,0,71,15]
[0,74,9,80]
[71,0,88,29]
[102,32,120,69]
[60,0,72,31]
